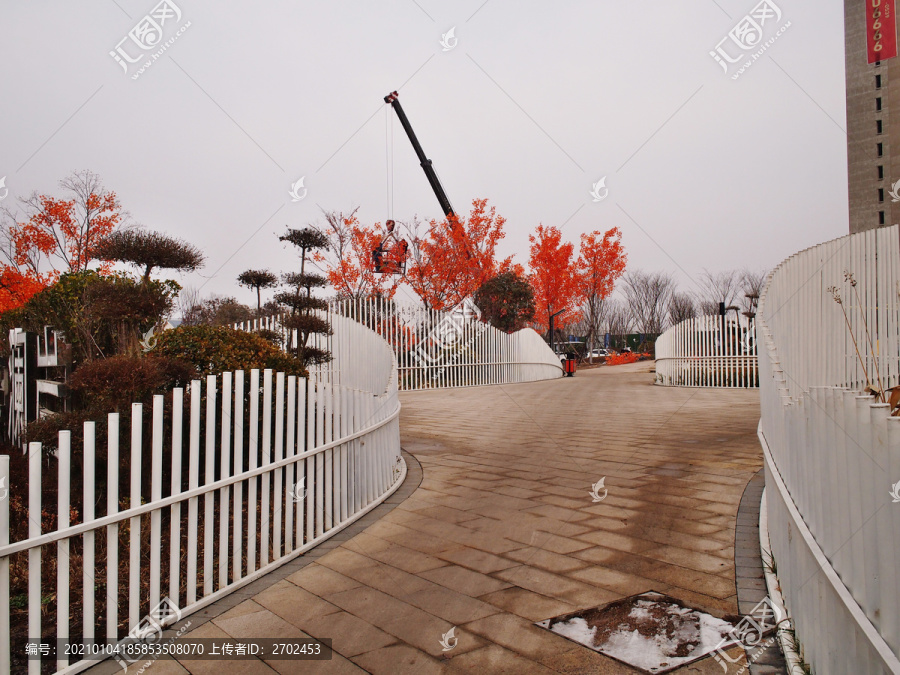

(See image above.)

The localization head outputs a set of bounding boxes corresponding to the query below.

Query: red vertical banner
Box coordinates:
[868,0,898,63]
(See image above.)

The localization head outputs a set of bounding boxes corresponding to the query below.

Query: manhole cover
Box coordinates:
[536,591,740,674]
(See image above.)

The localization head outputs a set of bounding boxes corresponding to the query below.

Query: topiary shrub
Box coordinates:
[69,354,194,412]
[153,325,308,378]
[23,354,193,455]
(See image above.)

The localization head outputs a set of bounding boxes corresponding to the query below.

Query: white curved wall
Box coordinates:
[758,225,900,674]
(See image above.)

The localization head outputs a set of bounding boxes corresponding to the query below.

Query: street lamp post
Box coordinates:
[549,309,566,355]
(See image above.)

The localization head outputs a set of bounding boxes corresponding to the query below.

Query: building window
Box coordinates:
[880,211,886,225]
[878,120,884,134]
[879,165,885,180]
[878,142,884,156]
[877,74,883,88]
[877,97,883,111]
[880,188,885,202]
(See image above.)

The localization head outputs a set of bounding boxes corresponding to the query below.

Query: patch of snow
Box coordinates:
[698,612,740,651]
[550,617,597,646]
[598,602,735,672]
[602,628,679,672]
[546,597,737,674]
[628,606,653,621]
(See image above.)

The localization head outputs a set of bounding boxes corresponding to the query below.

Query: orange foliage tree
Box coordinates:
[0,171,121,312]
[0,268,52,314]
[528,224,579,336]
[576,227,627,351]
[405,199,518,311]
[314,209,403,301]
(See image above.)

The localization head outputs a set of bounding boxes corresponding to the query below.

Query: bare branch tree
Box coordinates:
[178,286,202,325]
[668,292,696,326]
[580,294,612,355]
[740,268,768,318]
[622,270,676,334]
[179,290,253,327]
[604,299,633,339]
[0,204,34,272]
[695,269,743,315]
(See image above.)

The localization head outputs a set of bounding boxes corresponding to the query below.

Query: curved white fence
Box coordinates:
[238,297,563,390]
[654,315,757,387]
[0,313,402,674]
[758,224,900,674]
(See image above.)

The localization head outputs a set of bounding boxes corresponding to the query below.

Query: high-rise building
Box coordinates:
[845,1,899,233]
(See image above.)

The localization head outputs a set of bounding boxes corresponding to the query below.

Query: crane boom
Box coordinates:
[384,91,455,219]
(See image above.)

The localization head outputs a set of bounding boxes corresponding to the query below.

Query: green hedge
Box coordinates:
[154,325,308,378]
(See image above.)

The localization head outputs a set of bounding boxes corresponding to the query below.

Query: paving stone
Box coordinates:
[568,565,661,596]
[351,644,454,675]
[420,564,513,596]
[445,644,557,674]
[212,606,307,641]
[265,652,368,674]
[404,584,503,624]
[251,580,342,628]
[435,546,523,574]
[640,544,734,576]
[130,659,191,674]
[504,546,591,573]
[461,613,582,667]
[285,563,363,596]
[477,586,577,622]
[300,610,397,658]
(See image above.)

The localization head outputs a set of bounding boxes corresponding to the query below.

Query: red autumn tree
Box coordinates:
[0,170,122,312]
[314,209,403,301]
[576,227,627,353]
[405,198,518,311]
[13,171,121,274]
[0,267,53,314]
[528,224,579,336]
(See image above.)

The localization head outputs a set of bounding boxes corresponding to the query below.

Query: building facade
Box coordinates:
[846,1,900,233]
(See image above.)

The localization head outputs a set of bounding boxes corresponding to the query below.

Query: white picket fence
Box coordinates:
[758,224,900,674]
[654,315,758,387]
[237,297,563,390]
[0,312,402,674]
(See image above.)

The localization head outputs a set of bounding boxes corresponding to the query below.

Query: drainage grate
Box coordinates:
[536,591,741,674]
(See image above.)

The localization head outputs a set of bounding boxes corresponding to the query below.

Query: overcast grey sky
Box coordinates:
[0,0,847,307]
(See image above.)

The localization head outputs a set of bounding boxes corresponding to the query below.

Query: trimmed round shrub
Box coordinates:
[24,354,193,453]
[69,354,194,410]
[153,325,308,378]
